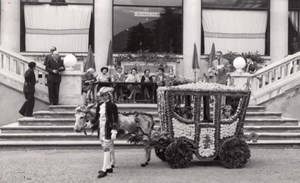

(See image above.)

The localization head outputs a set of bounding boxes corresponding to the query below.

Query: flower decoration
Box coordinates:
[199,128,216,158]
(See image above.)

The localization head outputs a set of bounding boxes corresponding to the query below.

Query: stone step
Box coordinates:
[49,104,266,113]
[245,133,300,140]
[244,126,300,133]
[0,123,76,133]
[248,140,300,148]
[244,118,299,126]
[4,120,300,135]
[17,117,298,127]
[245,112,282,119]
[18,118,76,126]
[49,104,159,112]
[33,110,280,120]
[0,133,99,141]
[33,111,160,119]
[0,140,139,149]
[1,139,300,149]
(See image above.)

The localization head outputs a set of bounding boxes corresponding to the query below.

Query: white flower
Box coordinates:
[198,128,216,158]
[172,118,195,141]
[220,120,239,139]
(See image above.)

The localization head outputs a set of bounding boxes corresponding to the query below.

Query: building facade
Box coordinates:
[0,0,298,79]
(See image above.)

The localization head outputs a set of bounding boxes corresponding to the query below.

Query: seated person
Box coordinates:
[97,67,111,82]
[155,68,166,86]
[165,68,176,86]
[244,58,258,74]
[96,66,111,92]
[113,67,126,101]
[125,68,140,102]
[82,68,96,104]
[141,69,153,100]
[221,105,233,119]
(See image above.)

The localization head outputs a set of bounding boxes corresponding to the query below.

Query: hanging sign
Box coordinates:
[134,12,160,17]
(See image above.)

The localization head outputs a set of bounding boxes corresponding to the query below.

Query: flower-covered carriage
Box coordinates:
[155,82,251,168]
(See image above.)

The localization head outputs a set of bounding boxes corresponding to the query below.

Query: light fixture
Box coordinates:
[233,57,246,73]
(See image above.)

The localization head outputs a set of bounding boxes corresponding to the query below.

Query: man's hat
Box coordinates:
[100,67,108,72]
[97,87,114,96]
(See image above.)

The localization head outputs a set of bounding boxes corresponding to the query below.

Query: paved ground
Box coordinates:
[1,148,300,183]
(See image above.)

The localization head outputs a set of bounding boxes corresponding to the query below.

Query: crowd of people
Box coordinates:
[82,66,176,104]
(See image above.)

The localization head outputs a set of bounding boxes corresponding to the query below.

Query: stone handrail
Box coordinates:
[0,47,48,86]
[240,52,300,104]
[0,47,49,102]
[251,52,300,92]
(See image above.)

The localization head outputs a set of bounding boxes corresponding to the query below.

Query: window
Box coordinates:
[201,0,270,55]
[20,0,94,52]
[113,0,183,54]
[288,0,300,54]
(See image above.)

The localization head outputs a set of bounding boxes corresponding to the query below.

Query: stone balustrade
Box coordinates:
[230,52,300,104]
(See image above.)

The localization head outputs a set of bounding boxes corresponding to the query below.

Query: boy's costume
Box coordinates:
[91,87,119,178]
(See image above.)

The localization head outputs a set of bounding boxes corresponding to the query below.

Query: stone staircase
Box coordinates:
[0,104,299,148]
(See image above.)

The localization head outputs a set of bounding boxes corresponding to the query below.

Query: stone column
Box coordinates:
[270,0,288,63]
[59,71,82,105]
[94,0,113,72]
[0,0,20,52]
[182,0,201,79]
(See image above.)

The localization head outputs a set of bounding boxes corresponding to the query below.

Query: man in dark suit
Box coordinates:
[44,46,56,66]
[45,51,65,105]
[19,62,36,117]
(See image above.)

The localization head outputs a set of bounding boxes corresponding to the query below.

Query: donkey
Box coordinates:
[74,104,155,167]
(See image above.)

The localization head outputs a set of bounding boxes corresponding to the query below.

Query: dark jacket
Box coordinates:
[141,75,153,83]
[93,101,119,139]
[23,68,36,93]
[45,56,65,83]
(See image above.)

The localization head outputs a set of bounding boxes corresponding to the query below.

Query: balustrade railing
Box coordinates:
[0,48,48,87]
[250,52,300,93]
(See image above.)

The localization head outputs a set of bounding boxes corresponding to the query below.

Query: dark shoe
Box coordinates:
[98,168,113,174]
[106,168,113,173]
[141,162,148,167]
[97,171,107,178]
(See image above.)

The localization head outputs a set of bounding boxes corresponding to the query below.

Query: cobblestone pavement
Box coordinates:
[1,148,300,183]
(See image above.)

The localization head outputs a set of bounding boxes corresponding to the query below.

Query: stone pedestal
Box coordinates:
[230,71,256,105]
[59,71,82,105]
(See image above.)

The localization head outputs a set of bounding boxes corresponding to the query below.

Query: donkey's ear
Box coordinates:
[75,106,82,113]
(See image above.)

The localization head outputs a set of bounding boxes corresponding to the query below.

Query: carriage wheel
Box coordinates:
[155,146,167,162]
[154,138,172,162]
[164,140,193,168]
[219,137,251,169]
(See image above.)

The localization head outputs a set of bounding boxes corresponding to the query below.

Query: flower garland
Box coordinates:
[114,52,180,65]
[198,128,216,158]
[156,82,251,164]
[172,118,195,141]
[220,120,239,139]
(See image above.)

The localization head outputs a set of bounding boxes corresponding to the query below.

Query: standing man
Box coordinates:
[92,87,119,178]
[44,46,56,66]
[208,51,230,85]
[19,62,36,117]
[45,51,65,105]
